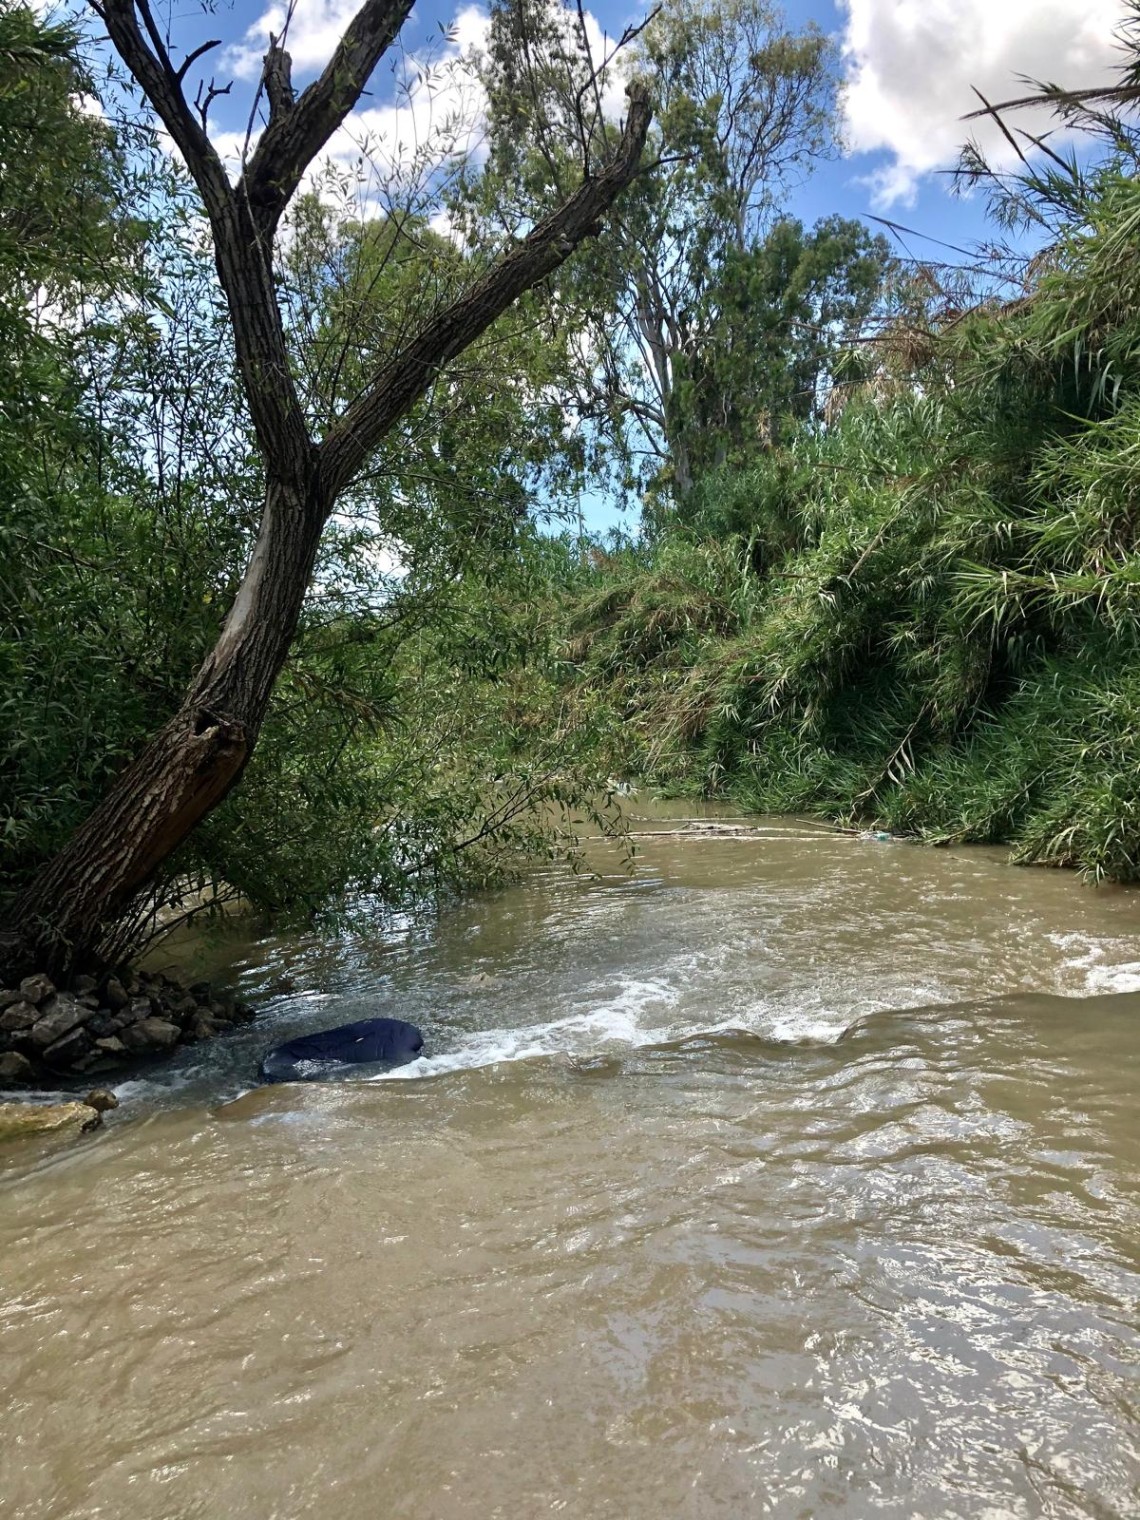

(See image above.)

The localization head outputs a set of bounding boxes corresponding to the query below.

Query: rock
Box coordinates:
[71,974,98,996]
[233,1002,257,1024]
[185,1014,221,1042]
[0,1101,102,1141]
[166,994,199,1024]
[0,988,24,1012]
[76,993,101,1010]
[94,1036,127,1056]
[0,1001,39,1033]
[43,1027,94,1070]
[28,995,88,1049]
[0,1088,116,1142]
[189,982,213,1001]
[19,973,55,1006]
[120,1017,180,1054]
[124,996,155,1025]
[0,1052,34,1085]
[102,976,129,1011]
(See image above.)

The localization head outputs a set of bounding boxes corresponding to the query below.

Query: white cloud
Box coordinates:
[839,0,1130,205]
[211,1,630,218]
[229,0,374,80]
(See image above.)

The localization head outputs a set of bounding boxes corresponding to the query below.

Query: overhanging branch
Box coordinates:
[320,82,654,495]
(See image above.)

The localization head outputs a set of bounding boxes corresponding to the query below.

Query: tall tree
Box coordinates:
[666,213,893,493]
[7,0,651,974]
[472,0,837,501]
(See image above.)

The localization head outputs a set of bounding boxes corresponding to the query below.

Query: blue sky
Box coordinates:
[145,0,1133,252]
[173,0,1131,247]
[121,0,1133,528]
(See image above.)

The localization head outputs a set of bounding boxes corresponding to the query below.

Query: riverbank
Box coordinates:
[0,966,256,1089]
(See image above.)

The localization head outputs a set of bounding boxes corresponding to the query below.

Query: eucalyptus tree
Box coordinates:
[8,0,652,974]
[472,0,842,501]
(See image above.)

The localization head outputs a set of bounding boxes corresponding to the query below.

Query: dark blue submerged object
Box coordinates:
[258,1017,424,1084]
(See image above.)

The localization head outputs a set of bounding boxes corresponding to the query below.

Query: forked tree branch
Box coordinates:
[93,0,231,215]
[240,0,417,239]
[92,0,651,499]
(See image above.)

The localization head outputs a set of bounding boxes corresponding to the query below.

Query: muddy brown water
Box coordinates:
[2,806,1138,1518]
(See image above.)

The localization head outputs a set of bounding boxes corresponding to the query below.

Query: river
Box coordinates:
[2,805,1138,1518]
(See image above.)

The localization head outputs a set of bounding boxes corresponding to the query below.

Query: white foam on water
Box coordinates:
[1046,931,1140,995]
[1082,960,1140,994]
[372,975,684,1080]
[367,970,874,1082]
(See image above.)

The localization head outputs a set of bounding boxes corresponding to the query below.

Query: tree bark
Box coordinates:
[8,1,652,973]
[15,471,328,969]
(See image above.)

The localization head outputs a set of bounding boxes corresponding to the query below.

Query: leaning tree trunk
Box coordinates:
[14,473,329,972]
[5,0,652,977]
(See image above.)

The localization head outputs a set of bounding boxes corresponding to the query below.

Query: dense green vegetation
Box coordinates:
[553,122,1140,879]
[3,0,1140,965]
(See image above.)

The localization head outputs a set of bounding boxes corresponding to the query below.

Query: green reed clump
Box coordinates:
[561,164,1140,880]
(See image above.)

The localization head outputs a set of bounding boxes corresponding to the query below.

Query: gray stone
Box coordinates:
[19,973,55,1006]
[0,1001,39,1033]
[120,1017,180,1053]
[76,993,101,1010]
[0,988,23,1012]
[124,996,155,1025]
[43,1027,95,1070]
[0,1051,34,1085]
[94,1036,127,1056]
[28,996,88,1049]
[185,1014,222,1042]
[102,976,129,1011]
[71,974,98,996]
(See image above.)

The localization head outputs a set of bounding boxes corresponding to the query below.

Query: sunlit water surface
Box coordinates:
[2,807,1138,1518]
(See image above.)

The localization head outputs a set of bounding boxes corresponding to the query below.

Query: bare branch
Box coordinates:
[176,37,220,85]
[194,75,232,132]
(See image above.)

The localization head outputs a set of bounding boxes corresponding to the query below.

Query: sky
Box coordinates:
[116,0,1135,528]
[176,0,1133,240]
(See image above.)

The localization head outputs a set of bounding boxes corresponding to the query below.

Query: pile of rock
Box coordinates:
[0,969,257,1087]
